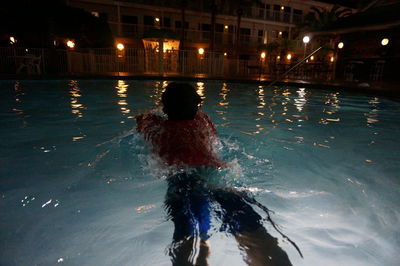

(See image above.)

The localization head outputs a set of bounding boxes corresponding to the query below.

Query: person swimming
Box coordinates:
[136,82,297,266]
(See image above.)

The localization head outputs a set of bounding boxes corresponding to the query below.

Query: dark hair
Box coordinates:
[161,82,201,120]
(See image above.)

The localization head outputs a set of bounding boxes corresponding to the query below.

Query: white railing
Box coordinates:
[0,47,338,81]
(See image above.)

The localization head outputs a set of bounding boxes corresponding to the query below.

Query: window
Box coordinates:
[144,16,154,26]
[175,21,189,28]
[122,15,138,24]
[294,9,303,15]
[293,9,303,24]
[240,28,251,35]
[215,24,224,32]
[163,17,171,27]
[259,4,270,18]
[201,24,211,31]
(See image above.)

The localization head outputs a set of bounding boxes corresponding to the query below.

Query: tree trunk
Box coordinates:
[210,1,217,53]
[180,2,186,51]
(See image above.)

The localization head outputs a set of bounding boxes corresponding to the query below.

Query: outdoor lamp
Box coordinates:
[260,52,266,59]
[381,38,389,46]
[287,54,292,60]
[67,40,75,49]
[338,42,344,49]
[10,36,16,44]
[303,36,310,44]
[198,48,205,55]
[117,43,125,51]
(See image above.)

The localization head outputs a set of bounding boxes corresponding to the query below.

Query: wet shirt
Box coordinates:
[137,110,223,167]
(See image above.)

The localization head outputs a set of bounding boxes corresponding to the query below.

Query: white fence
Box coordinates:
[0,47,337,80]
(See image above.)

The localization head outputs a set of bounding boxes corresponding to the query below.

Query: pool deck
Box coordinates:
[1,72,399,99]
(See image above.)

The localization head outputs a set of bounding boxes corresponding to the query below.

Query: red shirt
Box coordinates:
[137,110,224,167]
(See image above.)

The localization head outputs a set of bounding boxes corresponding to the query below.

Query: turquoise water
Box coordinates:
[0,80,399,266]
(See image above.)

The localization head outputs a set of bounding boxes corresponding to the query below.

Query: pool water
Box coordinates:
[0,80,399,266]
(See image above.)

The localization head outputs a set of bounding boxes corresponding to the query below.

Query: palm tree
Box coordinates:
[226,0,262,57]
[179,0,188,51]
[209,0,218,53]
[302,5,353,32]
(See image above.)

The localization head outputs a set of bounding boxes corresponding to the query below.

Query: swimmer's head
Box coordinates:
[161,82,201,120]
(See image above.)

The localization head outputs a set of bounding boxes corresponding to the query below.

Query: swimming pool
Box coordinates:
[0,79,399,266]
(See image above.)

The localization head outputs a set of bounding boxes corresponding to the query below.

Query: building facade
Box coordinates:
[66,0,341,57]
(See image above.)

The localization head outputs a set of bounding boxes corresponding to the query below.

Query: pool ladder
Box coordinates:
[267,46,324,88]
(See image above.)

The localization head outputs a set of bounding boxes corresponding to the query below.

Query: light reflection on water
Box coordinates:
[196,81,205,100]
[68,80,84,118]
[1,80,399,266]
[115,80,131,120]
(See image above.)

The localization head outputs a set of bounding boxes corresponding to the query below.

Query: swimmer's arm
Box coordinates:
[135,109,165,134]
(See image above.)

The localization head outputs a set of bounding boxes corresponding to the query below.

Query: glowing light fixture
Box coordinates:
[260,52,266,59]
[66,40,75,49]
[381,38,389,46]
[279,31,282,36]
[277,55,281,60]
[117,43,125,51]
[310,55,314,61]
[286,54,292,60]
[155,17,160,22]
[281,6,285,10]
[303,36,310,44]
[338,42,344,49]
[198,48,205,55]
[224,25,229,30]
[330,56,335,62]
[9,36,16,44]
[224,52,227,56]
